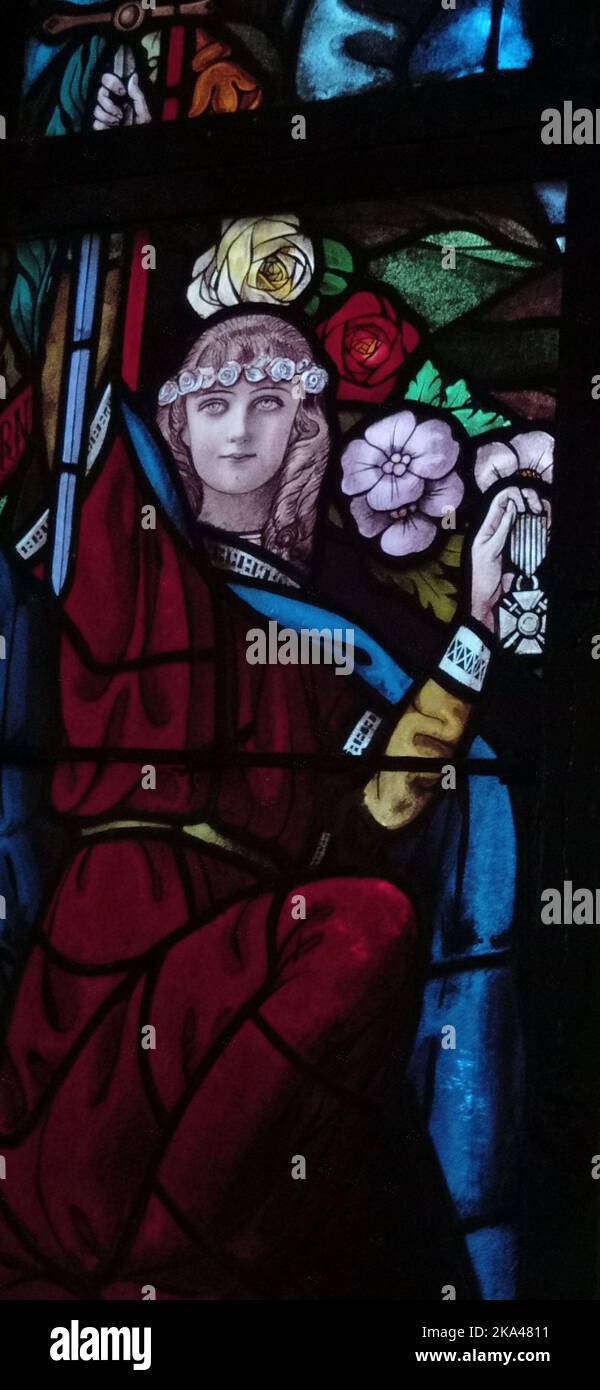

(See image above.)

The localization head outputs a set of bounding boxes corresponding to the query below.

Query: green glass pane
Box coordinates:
[370,233,539,331]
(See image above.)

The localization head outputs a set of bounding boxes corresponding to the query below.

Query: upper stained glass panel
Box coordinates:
[20,0,535,135]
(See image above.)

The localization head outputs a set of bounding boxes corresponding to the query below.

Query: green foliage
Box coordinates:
[405,359,443,405]
[337,408,367,435]
[319,271,347,296]
[10,239,58,357]
[46,36,108,136]
[305,239,354,316]
[405,358,510,436]
[437,531,463,568]
[322,239,353,273]
[371,534,465,624]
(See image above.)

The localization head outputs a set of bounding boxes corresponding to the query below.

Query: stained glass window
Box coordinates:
[0,0,598,1344]
[19,0,536,135]
[0,183,562,1300]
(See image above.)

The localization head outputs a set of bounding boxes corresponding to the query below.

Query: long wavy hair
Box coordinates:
[157,313,331,567]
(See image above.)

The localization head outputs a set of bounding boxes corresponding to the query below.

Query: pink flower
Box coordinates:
[341,410,464,557]
[475,431,554,492]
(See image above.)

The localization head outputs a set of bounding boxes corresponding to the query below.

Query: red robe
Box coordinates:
[0,436,419,1299]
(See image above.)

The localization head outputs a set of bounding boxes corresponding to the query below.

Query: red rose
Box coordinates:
[316,290,420,404]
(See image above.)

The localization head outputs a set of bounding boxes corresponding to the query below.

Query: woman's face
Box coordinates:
[184,375,300,495]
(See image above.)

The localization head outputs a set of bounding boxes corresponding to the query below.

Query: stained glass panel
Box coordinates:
[0,181,563,1301]
[19,0,535,135]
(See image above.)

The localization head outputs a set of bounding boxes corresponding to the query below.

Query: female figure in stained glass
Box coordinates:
[0,309,534,1299]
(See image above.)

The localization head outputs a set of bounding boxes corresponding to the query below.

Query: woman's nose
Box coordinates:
[226,402,251,442]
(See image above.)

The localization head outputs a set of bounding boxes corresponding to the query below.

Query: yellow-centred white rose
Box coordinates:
[187,215,315,318]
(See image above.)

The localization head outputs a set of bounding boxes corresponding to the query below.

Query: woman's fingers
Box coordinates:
[96,86,124,120]
[127,71,152,123]
[100,73,127,98]
[93,104,120,128]
[478,484,550,547]
[477,488,521,545]
[520,487,543,515]
[92,106,111,129]
[92,73,127,129]
[494,486,527,514]
[488,496,517,553]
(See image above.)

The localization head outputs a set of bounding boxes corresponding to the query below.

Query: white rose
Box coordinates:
[187,215,315,318]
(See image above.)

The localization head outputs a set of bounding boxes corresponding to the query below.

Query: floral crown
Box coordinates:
[158,355,328,405]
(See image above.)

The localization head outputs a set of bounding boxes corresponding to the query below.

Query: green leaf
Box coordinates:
[323,238,353,273]
[338,408,368,434]
[438,532,464,568]
[451,402,511,437]
[370,534,464,622]
[304,294,321,317]
[10,239,58,356]
[47,36,109,136]
[405,360,510,437]
[372,558,459,624]
[319,270,348,297]
[442,375,509,436]
[442,377,471,411]
[405,359,443,406]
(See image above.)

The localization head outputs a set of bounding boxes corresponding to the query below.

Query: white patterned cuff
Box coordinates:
[343,710,382,755]
[438,625,492,695]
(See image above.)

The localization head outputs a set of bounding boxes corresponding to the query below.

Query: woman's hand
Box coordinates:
[92,71,152,130]
[470,486,549,634]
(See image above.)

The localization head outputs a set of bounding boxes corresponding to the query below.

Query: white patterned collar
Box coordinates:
[201,532,301,589]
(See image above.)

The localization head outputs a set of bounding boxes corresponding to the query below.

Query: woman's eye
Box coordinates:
[199,399,227,415]
[255,397,283,412]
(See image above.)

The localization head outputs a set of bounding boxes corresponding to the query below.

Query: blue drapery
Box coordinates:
[0,552,63,1025]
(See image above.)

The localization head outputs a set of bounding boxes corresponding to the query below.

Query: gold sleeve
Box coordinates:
[363,678,473,830]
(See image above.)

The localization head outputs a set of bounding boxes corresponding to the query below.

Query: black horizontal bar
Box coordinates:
[0,72,574,241]
[428,949,513,978]
[0,747,537,779]
[460,1210,515,1236]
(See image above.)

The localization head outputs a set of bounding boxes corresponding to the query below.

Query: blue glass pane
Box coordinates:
[410,0,493,82]
[534,180,568,226]
[466,1225,520,1301]
[296,0,399,101]
[498,0,534,69]
[409,0,532,84]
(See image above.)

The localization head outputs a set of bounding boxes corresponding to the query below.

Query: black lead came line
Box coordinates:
[0,746,538,781]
